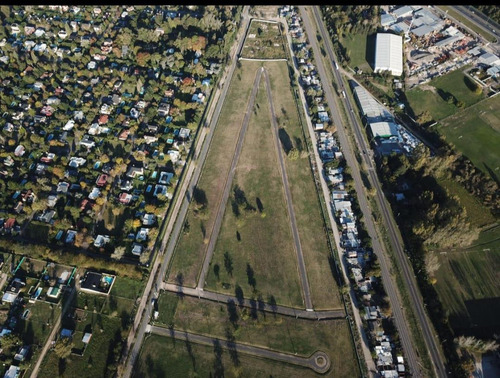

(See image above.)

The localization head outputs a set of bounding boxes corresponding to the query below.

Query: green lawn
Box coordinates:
[167,61,259,287]
[406,68,484,121]
[38,313,125,378]
[437,95,500,181]
[204,73,303,307]
[109,276,145,300]
[134,334,316,378]
[340,31,373,73]
[153,292,359,377]
[265,61,342,309]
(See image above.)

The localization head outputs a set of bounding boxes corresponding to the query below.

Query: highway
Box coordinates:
[120,7,251,377]
[148,325,331,374]
[302,6,448,377]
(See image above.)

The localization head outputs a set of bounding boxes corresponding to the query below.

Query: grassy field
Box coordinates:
[437,95,500,181]
[339,31,374,73]
[241,20,286,59]
[204,71,303,307]
[167,62,258,287]
[134,334,317,378]
[153,292,359,377]
[434,247,500,336]
[265,61,342,309]
[38,312,125,378]
[406,68,485,121]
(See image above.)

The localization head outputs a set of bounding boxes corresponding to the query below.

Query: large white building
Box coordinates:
[374,33,403,77]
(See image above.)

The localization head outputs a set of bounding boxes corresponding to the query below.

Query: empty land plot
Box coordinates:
[154,292,359,377]
[406,68,484,121]
[204,73,303,307]
[265,61,342,310]
[241,20,287,59]
[339,31,374,73]
[167,63,258,287]
[437,95,500,181]
[133,334,316,378]
[434,248,500,335]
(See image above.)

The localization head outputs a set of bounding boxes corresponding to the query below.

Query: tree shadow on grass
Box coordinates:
[365,33,377,71]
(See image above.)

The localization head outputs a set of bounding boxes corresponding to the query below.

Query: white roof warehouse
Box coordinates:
[374,33,403,77]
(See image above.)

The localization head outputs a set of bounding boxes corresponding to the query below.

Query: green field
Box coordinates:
[339,31,373,73]
[434,247,500,336]
[437,95,500,181]
[406,68,485,121]
[134,334,316,378]
[167,62,257,287]
[19,301,60,346]
[204,75,303,307]
[153,292,359,377]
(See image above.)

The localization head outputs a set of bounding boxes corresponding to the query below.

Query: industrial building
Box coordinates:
[374,33,403,76]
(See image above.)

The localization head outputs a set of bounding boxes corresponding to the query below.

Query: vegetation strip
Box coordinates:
[196,67,264,289]
[149,325,331,374]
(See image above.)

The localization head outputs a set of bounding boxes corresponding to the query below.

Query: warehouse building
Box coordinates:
[374,33,403,76]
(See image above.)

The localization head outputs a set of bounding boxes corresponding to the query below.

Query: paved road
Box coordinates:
[30,287,76,378]
[197,67,264,290]
[163,283,343,320]
[304,6,447,377]
[263,68,313,311]
[121,7,251,377]
[148,325,331,374]
[283,16,378,376]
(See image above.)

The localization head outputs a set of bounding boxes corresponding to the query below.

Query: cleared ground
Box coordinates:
[437,95,500,181]
[204,73,303,307]
[133,334,317,378]
[152,292,359,377]
[241,20,286,59]
[166,62,256,287]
